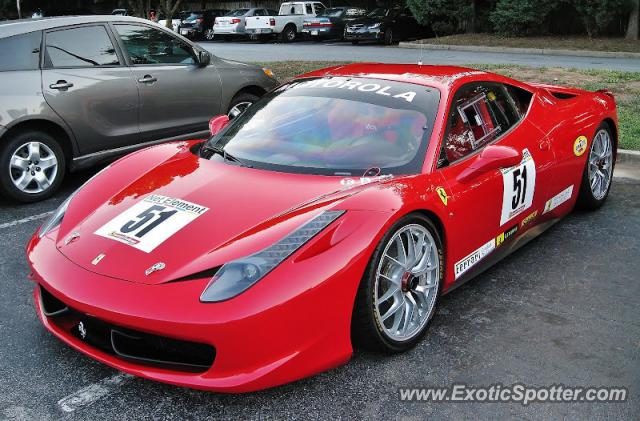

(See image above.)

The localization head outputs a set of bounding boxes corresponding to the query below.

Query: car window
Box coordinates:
[314,3,325,15]
[440,83,521,165]
[114,24,195,65]
[306,4,314,14]
[45,25,119,68]
[281,4,303,15]
[346,8,366,17]
[0,31,42,72]
[253,9,265,16]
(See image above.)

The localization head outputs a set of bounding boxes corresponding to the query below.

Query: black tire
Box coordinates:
[281,25,297,42]
[351,213,444,353]
[227,92,260,119]
[576,122,615,210]
[0,129,66,203]
[384,28,395,45]
[351,40,359,45]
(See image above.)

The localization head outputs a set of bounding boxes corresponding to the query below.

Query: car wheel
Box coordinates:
[0,129,66,203]
[384,29,395,45]
[227,92,259,119]
[281,25,296,42]
[352,213,443,353]
[205,29,215,40]
[351,40,359,45]
[577,123,615,210]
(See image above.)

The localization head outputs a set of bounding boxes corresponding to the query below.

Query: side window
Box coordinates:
[439,83,521,166]
[114,24,195,65]
[45,26,119,68]
[0,31,42,71]
[254,9,265,16]
[306,4,314,14]
[505,84,533,117]
[314,3,325,15]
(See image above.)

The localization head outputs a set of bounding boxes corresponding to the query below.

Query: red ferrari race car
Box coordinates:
[27,63,617,392]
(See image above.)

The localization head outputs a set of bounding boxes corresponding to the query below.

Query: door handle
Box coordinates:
[49,81,73,90]
[138,75,158,84]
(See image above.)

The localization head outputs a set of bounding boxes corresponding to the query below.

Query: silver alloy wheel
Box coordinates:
[227,101,252,119]
[9,141,58,194]
[587,129,613,200]
[374,224,440,342]
[286,27,296,41]
[205,29,215,40]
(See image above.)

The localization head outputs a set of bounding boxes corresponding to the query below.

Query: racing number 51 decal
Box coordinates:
[500,149,536,226]
[95,195,209,253]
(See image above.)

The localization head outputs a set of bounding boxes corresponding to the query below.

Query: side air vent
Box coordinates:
[550,91,577,100]
[39,286,70,316]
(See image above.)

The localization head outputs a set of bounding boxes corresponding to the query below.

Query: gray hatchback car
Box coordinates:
[0,15,278,202]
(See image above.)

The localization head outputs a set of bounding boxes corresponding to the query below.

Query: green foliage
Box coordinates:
[489,0,559,36]
[570,0,632,37]
[406,0,473,36]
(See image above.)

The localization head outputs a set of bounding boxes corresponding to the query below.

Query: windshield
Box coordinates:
[322,8,344,17]
[367,8,389,18]
[226,9,249,16]
[185,13,203,21]
[204,77,440,176]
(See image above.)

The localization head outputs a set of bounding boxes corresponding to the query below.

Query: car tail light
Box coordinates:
[269,18,276,26]
[231,18,241,24]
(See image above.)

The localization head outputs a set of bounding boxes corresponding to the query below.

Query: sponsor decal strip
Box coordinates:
[454,239,495,279]
[543,185,574,214]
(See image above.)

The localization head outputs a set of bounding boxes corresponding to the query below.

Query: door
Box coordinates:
[112,23,223,142]
[436,82,554,283]
[42,24,139,155]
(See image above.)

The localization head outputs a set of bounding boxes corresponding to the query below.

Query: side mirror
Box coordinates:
[457,145,521,183]
[197,50,211,67]
[209,114,229,136]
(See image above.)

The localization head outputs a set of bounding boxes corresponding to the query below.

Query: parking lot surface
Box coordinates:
[0,162,638,419]
[199,40,640,72]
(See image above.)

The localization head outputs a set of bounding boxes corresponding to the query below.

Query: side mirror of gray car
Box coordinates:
[197,50,211,67]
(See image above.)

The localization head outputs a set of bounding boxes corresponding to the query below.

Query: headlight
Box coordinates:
[369,23,381,29]
[262,67,275,79]
[38,192,75,238]
[200,210,344,302]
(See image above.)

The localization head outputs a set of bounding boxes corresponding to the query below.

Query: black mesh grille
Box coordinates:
[40,285,215,372]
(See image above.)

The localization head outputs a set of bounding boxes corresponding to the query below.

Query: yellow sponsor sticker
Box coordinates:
[520,210,538,228]
[436,187,448,206]
[573,136,588,157]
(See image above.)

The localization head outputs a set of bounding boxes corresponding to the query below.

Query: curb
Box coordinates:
[617,149,640,165]
[397,42,640,59]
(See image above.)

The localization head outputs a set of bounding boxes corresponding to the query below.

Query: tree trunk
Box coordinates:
[466,0,476,33]
[159,0,183,28]
[627,0,639,40]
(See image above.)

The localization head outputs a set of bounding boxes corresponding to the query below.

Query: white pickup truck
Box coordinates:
[245,1,326,42]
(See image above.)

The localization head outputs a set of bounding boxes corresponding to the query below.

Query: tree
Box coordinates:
[570,0,632,38]
[490,0,559,36]
[406,0,475,36]
[127,0,153,18]
[158,0,182,28]
[625,0,639,39]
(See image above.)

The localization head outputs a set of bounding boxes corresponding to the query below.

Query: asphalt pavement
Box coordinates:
[0,161,638,419]
[199,40,640,71]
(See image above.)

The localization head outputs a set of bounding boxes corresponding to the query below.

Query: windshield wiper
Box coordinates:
[202,144,253,168]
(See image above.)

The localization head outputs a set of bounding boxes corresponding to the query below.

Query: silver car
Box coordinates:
[0,15,277,202]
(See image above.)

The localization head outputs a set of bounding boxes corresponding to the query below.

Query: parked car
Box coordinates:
[158,13,182,32]
[344,7,430,45]
[27,63,618,392]
[213,8,278,40]
[179,9,228,40]
[302,6,367,41]
[245,1,325,42]
[0,15,278,202]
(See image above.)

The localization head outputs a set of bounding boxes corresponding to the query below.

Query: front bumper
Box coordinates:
[26,211,386,392]
[343,28,383,41]
[179,27,202,38]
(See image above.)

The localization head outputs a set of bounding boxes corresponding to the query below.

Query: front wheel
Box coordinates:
[384,28,395,45]
[227,92,259,119]
[205,29,215,40]
[0,129,66,202]
[352,214,443,352]
[576,123,615,210]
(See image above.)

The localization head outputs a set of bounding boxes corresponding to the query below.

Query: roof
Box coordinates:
[0,15,155,38]
[299,63,490,91]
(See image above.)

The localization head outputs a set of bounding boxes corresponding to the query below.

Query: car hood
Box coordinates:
[55,142,388,285]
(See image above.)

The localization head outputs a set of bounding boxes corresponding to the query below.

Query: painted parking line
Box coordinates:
[0,211,53,230]
[57,373,133,413]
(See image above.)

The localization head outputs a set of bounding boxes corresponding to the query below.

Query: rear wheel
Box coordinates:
[577,123,615,210]
[227,92,259,119]
[281,25,297,42]
[352,214,443,352]
[205,29,215,40]
[384,28,395,45]
[0,129,66,202]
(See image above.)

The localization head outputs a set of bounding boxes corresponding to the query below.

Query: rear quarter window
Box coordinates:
[0,31,42,71]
